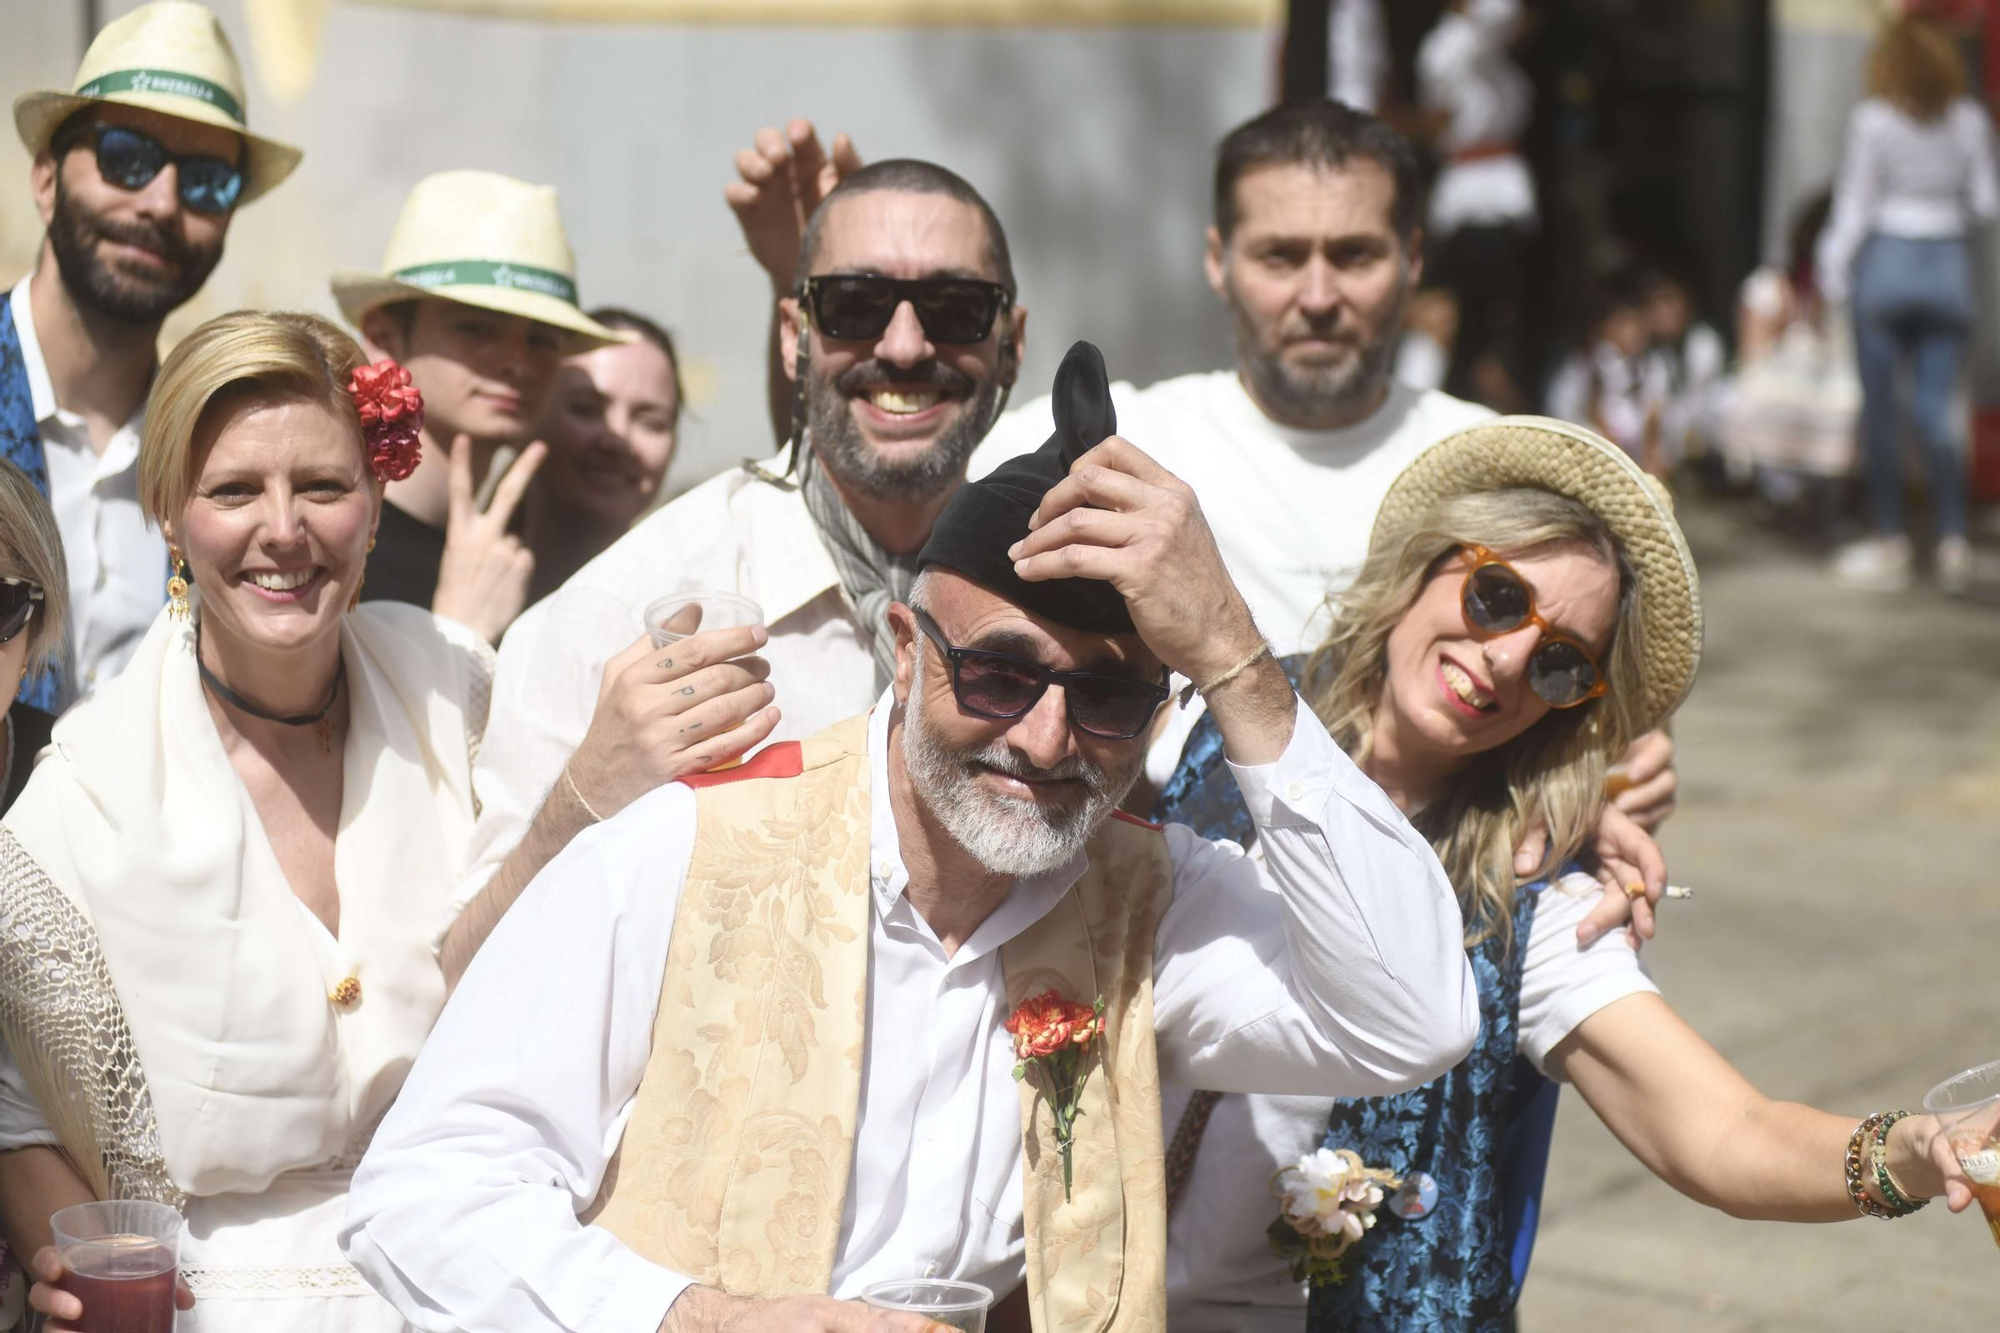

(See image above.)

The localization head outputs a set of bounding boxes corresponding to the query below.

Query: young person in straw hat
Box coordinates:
[4,0,300,712]
[331,170,627,644]
[1151,417,1972,1331]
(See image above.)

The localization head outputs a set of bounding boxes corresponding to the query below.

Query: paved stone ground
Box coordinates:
[1518,495,2000,1330]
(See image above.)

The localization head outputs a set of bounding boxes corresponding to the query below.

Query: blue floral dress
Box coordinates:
[1156,659,1561,1332]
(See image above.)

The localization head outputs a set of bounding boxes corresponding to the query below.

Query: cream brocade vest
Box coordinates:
[588,715,1171,1332]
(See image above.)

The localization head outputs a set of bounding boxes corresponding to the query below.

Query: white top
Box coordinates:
[1327,0,1389,112]
[1545,344,1671,463]
[1417,0,1538,233]
[459,453,874,917]
[974,373,1494,658]
[1816,97,2000,304]
[1164,871,1658,1331]
[340,691,1481,1333]
[9,277,162,700]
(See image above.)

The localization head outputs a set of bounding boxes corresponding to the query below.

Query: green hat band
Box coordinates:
[76,69,244,125]
[391,260,578,308]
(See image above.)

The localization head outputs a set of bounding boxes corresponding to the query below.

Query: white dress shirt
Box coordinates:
[9,278,161,698]
[1162,872,1658,1331]
[1815,97,2000,304]
[342,691,1479,1333]
[459,451,875,919]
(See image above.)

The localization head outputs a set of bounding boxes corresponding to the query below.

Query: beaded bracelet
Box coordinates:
[1870,1110,1929,1216]
[1844,1111,1926,1219]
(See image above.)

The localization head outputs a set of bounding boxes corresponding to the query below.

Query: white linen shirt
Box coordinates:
[341,691,1479,1333]
[10,277,161,697]
[458,451,875,920]
[1417,0,1538,234]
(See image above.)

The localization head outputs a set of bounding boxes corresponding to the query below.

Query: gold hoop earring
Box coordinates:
[166,549,191,621]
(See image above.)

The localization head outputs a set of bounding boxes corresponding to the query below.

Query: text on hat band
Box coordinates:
[76,68,244,126]
[389,260,579,308]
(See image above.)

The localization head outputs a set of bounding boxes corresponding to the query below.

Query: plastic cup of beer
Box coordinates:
[1924,1057,2000,1248]
[862,1278,994,1332]
[644,591,765,649]
[50,1199,182,1333]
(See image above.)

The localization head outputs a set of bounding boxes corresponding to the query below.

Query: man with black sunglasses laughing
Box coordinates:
[2,2,300,713]
[343,342,1479,1333]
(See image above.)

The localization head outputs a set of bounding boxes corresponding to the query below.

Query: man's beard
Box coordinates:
[807,355,999,503]
[1232,273,1410,427]
[901,662,1143,878]
[47,176,222,326]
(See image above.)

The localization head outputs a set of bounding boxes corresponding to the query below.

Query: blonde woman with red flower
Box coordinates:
[0,311,501,1332]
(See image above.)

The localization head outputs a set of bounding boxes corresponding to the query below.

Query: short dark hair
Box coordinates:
[795,158,1017,297]
[1213,100,1425,242]
[586,306,684,425]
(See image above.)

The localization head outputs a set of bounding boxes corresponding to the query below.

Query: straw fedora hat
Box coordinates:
[330,170,627,349]
[1373,414,1703,734]
[13,2,301,205]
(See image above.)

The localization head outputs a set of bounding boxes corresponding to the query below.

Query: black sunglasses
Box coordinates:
[914,608,1169,741]
[1456,547,1608,709]
[0,577,43,646]
[63,123,244,216]
[801,274,1011,345]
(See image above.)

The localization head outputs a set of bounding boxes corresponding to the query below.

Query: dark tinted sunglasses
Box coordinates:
[801,274,1010,344]
[68,123,243,216]
[0,577,43,646]
[1457,546,1608,709]
[914,608,1169,741]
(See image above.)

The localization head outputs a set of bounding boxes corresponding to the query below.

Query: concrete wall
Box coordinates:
[3,1,1275,489]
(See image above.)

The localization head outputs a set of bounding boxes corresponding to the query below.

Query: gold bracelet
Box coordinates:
[562,763,606,823]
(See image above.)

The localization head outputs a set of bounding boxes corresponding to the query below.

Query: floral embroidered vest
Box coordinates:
[1157,659,1561,1332]
[0,298,61,713]
[587,713,1172,1333]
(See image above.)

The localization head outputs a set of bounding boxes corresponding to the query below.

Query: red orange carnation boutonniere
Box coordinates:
[347,359,426,482]
[1006,989,1107,1202]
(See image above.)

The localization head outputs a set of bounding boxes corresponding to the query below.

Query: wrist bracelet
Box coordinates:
[563,763,606,824]
[1870,1110,1929,1215]
[1178,642,1275,709]
[1845,1111,1925,1219]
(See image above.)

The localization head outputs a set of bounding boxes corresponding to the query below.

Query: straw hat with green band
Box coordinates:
[1372,414,1704,734]
[13,1,301,205]
[330,170,629,351]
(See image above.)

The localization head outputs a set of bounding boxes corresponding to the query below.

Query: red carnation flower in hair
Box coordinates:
[348,359,425,482]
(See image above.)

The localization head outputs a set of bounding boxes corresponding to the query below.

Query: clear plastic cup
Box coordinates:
[643,591,765,649]
[861,1278,994,1332]
[50,1200,182,1333]
[1924,1057,2000,1248]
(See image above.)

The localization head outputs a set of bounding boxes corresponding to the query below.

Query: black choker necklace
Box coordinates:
[195,626,345,754]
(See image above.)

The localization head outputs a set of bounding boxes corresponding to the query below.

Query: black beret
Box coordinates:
[918,341,1135,634]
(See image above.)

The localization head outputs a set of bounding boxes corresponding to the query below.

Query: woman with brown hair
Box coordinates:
[1818,15,1998,594]
[0,461,66,812]
[0,311,495,1331]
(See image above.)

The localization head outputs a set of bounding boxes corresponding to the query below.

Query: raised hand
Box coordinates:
[723,119,864,292]
[564,627,783,820]
[432,434,544,643]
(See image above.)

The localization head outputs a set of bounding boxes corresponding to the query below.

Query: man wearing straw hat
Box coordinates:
[330,169,629,645]
[4,0,299,711]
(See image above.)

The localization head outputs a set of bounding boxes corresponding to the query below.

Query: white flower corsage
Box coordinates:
[1267,1147,1403,1287]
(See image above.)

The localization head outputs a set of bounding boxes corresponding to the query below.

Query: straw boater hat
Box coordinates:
[330,170,627,349]
[13,1,301,205]
[1373,414,1703,734]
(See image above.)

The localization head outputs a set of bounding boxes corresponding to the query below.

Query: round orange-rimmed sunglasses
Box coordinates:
[1455,545,1608,709]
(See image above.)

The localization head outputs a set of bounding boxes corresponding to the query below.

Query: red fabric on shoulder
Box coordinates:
[1111,809,1164,832]
[677,741,805,789]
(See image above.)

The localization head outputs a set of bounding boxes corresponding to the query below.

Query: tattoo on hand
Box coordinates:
[656,657,674,670]
[682,721,703,734]
[679,685,696,696]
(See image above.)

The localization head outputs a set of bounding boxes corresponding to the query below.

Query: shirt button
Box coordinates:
[1286,780,1306,802]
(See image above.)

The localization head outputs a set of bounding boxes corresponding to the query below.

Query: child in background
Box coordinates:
[1546,273,1672,474]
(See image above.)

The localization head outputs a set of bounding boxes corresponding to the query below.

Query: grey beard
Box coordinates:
[806,368,998,503]
[1232,281,1409,428]
[899,662,1140,878]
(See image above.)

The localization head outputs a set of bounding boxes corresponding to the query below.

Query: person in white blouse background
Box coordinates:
[3,1,303,712]
[1817,14,2000,595]
[340,341,1481,1333]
